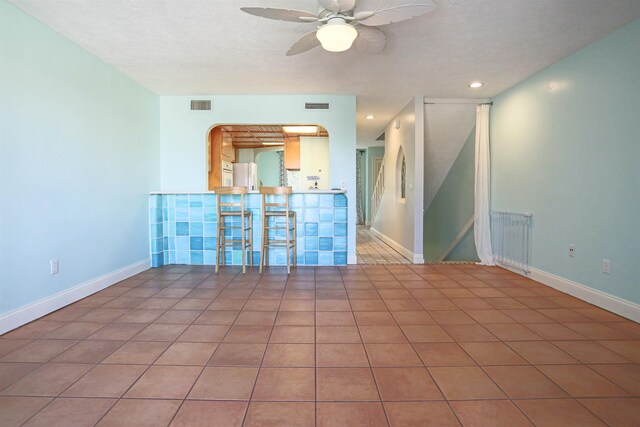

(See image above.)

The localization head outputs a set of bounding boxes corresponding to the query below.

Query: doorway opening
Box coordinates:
[355,145,409,264]
[206,124,329,191]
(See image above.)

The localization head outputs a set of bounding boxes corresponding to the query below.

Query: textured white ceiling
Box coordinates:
[9,0,640,144]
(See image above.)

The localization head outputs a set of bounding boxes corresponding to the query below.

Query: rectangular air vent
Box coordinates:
[190,100,212,111]
[376,132,386,141]
[305,102,330,110]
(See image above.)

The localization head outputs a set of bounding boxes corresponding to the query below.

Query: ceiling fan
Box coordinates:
[241,0,437,56]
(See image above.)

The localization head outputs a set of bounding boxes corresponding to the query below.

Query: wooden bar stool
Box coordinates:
[215,186,253,274]
[259,186,297,274]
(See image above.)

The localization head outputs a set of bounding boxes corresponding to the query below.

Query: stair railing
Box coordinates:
[370,158,385,223]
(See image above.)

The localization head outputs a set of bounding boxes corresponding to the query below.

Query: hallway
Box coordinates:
[356,225,411,265]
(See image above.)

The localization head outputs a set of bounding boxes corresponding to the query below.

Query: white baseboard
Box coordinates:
[0,259,151,334]
[494,262,531,277]
[369,227,421,264]
[496,262,640,323]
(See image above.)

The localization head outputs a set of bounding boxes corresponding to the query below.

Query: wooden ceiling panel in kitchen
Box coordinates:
[221,125,328,149]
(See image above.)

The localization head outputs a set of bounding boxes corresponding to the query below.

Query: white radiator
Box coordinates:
[491,211,533,274]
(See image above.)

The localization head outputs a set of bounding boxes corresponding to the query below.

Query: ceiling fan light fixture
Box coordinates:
[316,18,358,52]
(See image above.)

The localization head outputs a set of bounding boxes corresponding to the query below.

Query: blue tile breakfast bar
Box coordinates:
[149,190,348,268]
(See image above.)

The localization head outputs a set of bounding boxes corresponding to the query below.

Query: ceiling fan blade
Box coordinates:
[286,31,321,56]
[354,0,436,26]
[318,0,356,13]
[353,26,387,55]
[240,7,318,23]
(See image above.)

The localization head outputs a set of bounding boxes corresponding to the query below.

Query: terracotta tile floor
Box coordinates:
[1,264,640,426]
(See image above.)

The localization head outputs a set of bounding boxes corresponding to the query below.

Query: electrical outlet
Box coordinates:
[602,259,611,274]
[50,259,59,275]
[569,245,575,257]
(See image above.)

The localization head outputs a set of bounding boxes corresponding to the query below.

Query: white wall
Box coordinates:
[299,137,330,190]
[371,97,424,262]
[159,95,357,262]
[236,149,255,163]
[237,146,284,164]
[236,137,330,190]
[1,0,159,331]
[424,102,477,210]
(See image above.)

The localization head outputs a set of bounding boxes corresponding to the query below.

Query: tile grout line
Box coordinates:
[238,268,288,427]
[2,263,639,425]
[12,271,204,426]
[103,268,238,426]
[374,265,462,427]
[350,265,393,426]
[312,267,318,427]
[164,269,245,427]
[97,269,230,426]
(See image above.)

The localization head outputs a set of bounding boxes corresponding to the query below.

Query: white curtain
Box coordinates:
[474,104,495,265]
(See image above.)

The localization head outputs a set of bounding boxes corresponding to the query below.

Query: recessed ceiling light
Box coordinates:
[469,82,483,88]
[282,125,318,134]
[365,115,375,120]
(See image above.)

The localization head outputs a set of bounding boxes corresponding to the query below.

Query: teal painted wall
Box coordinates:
[256,151,280,186]
[364,146,385,223]
[159,95,357,262]
[448,228,478,261]
[424,129,479,262]
[0,0,160,315]
[491,19,640,304]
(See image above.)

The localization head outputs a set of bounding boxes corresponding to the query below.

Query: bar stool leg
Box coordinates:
[293,212,297,268]
[221,219,226,267]
[215,216,221,274]
[241,218,246,275]
[248,212,254,268]
[265,218,269,268]
[285,215,291,275]
[259,214,266,274]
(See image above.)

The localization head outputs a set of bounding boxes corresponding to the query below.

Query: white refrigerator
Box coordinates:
[232,162,258,191]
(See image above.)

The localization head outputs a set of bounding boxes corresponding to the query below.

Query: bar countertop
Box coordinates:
[149,189,347,195]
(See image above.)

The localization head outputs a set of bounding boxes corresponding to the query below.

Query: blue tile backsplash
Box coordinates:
[149,193,348,267]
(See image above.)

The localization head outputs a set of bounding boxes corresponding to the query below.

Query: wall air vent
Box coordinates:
[190,100,212,111]
[305,102,330,110]
[376,132,385,141]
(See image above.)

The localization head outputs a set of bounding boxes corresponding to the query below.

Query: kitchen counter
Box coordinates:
[150,189,346,194]
[149,191,348,268]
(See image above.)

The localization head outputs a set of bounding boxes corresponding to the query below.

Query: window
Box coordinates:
[396,146,406,203]
[401,156,406,200]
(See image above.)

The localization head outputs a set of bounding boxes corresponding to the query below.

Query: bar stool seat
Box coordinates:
[215,186,253,274]
[220,211,252,216]
[259,186,297,274]
[264,211,295,216]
